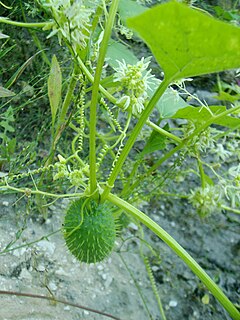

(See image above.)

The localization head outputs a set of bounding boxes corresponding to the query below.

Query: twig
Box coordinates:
[0,290,123,320]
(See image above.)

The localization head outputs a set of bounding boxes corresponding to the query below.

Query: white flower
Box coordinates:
[40,0,97,50]
[188,185,223,218]
[113,57,160,115]
[214,143,232,161]
[228,164,240,186]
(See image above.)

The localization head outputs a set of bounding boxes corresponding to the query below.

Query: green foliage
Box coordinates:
[48,54,62,127]
[0,86,15,98]
[0,107,16,168]
[0,1,240,318]
[172,105,240,128]
[127,2,240,80]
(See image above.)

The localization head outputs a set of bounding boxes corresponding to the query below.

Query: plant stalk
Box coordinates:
[0,17,51,28]
[102,78,170,200]
[89,0,120,194]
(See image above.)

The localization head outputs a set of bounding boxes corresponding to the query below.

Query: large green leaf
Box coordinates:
[118,0,146,25]
[171,105,240,128]
[106,39,138,69]
[127,2,240,80]
[138,127,167,158]
[156,87,188,118]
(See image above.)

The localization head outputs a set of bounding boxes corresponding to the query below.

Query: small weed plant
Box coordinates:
[0,0,240,319]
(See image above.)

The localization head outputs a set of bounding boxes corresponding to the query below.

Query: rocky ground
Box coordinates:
[0,183,239,320]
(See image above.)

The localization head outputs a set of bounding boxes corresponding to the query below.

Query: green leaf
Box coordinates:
[7,138,16,155]
[156,88,188,118]
[215,91,240,103]
[138,127,166,158]
[0,44,16,59]
[127,2,240,81]
[0,120,15,133]
[171,105,240,128]
[0,32,9,39]
[0,86,15,97]
[204,173,214,186]
[107,39,138,69]
[118,0,146,24]
[48,54,62,127]
[5,50,43,89]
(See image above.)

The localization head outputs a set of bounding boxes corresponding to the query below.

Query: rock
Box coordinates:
[169,300,178,307]
[36,240,55,256]
[19,268,32,281]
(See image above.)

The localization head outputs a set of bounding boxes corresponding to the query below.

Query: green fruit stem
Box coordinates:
[107,193,240,320]
[89,0,120,194]
[102,78,171,201]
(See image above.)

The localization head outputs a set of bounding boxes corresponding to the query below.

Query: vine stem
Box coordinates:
[107,193,240,320]
[221,205,240,215]
[101,78,171,200]
[89,0,120,194]
[0,17,51,28]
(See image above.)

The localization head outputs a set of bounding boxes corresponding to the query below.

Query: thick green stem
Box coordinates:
[107,193,240,320]
[102,79,170,200]
[89,0,120,194]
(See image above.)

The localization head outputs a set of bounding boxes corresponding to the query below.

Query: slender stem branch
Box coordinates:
[221,205,240,214]
[0,17,51,28]
[0,290,122,320]
[89,0,120,194]
[107,193,240,320]
[147,120,182,144]
[0,229,61,255]
[102,78,170,200]
[2,184,84,199]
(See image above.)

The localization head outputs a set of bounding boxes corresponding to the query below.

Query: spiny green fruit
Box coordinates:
[63,198,116,263]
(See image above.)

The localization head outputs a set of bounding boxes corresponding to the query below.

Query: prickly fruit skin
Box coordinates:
[63,198,116,263]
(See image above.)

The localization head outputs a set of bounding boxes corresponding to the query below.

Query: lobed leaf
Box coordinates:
[127,2,240,81]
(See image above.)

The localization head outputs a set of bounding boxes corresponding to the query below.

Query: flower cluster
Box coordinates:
[183,123,216,155]
[222,164,240,207]
[53,155,89,188]
[113,57,160,115]
[40,0,97,50]
[188,185,223,218]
